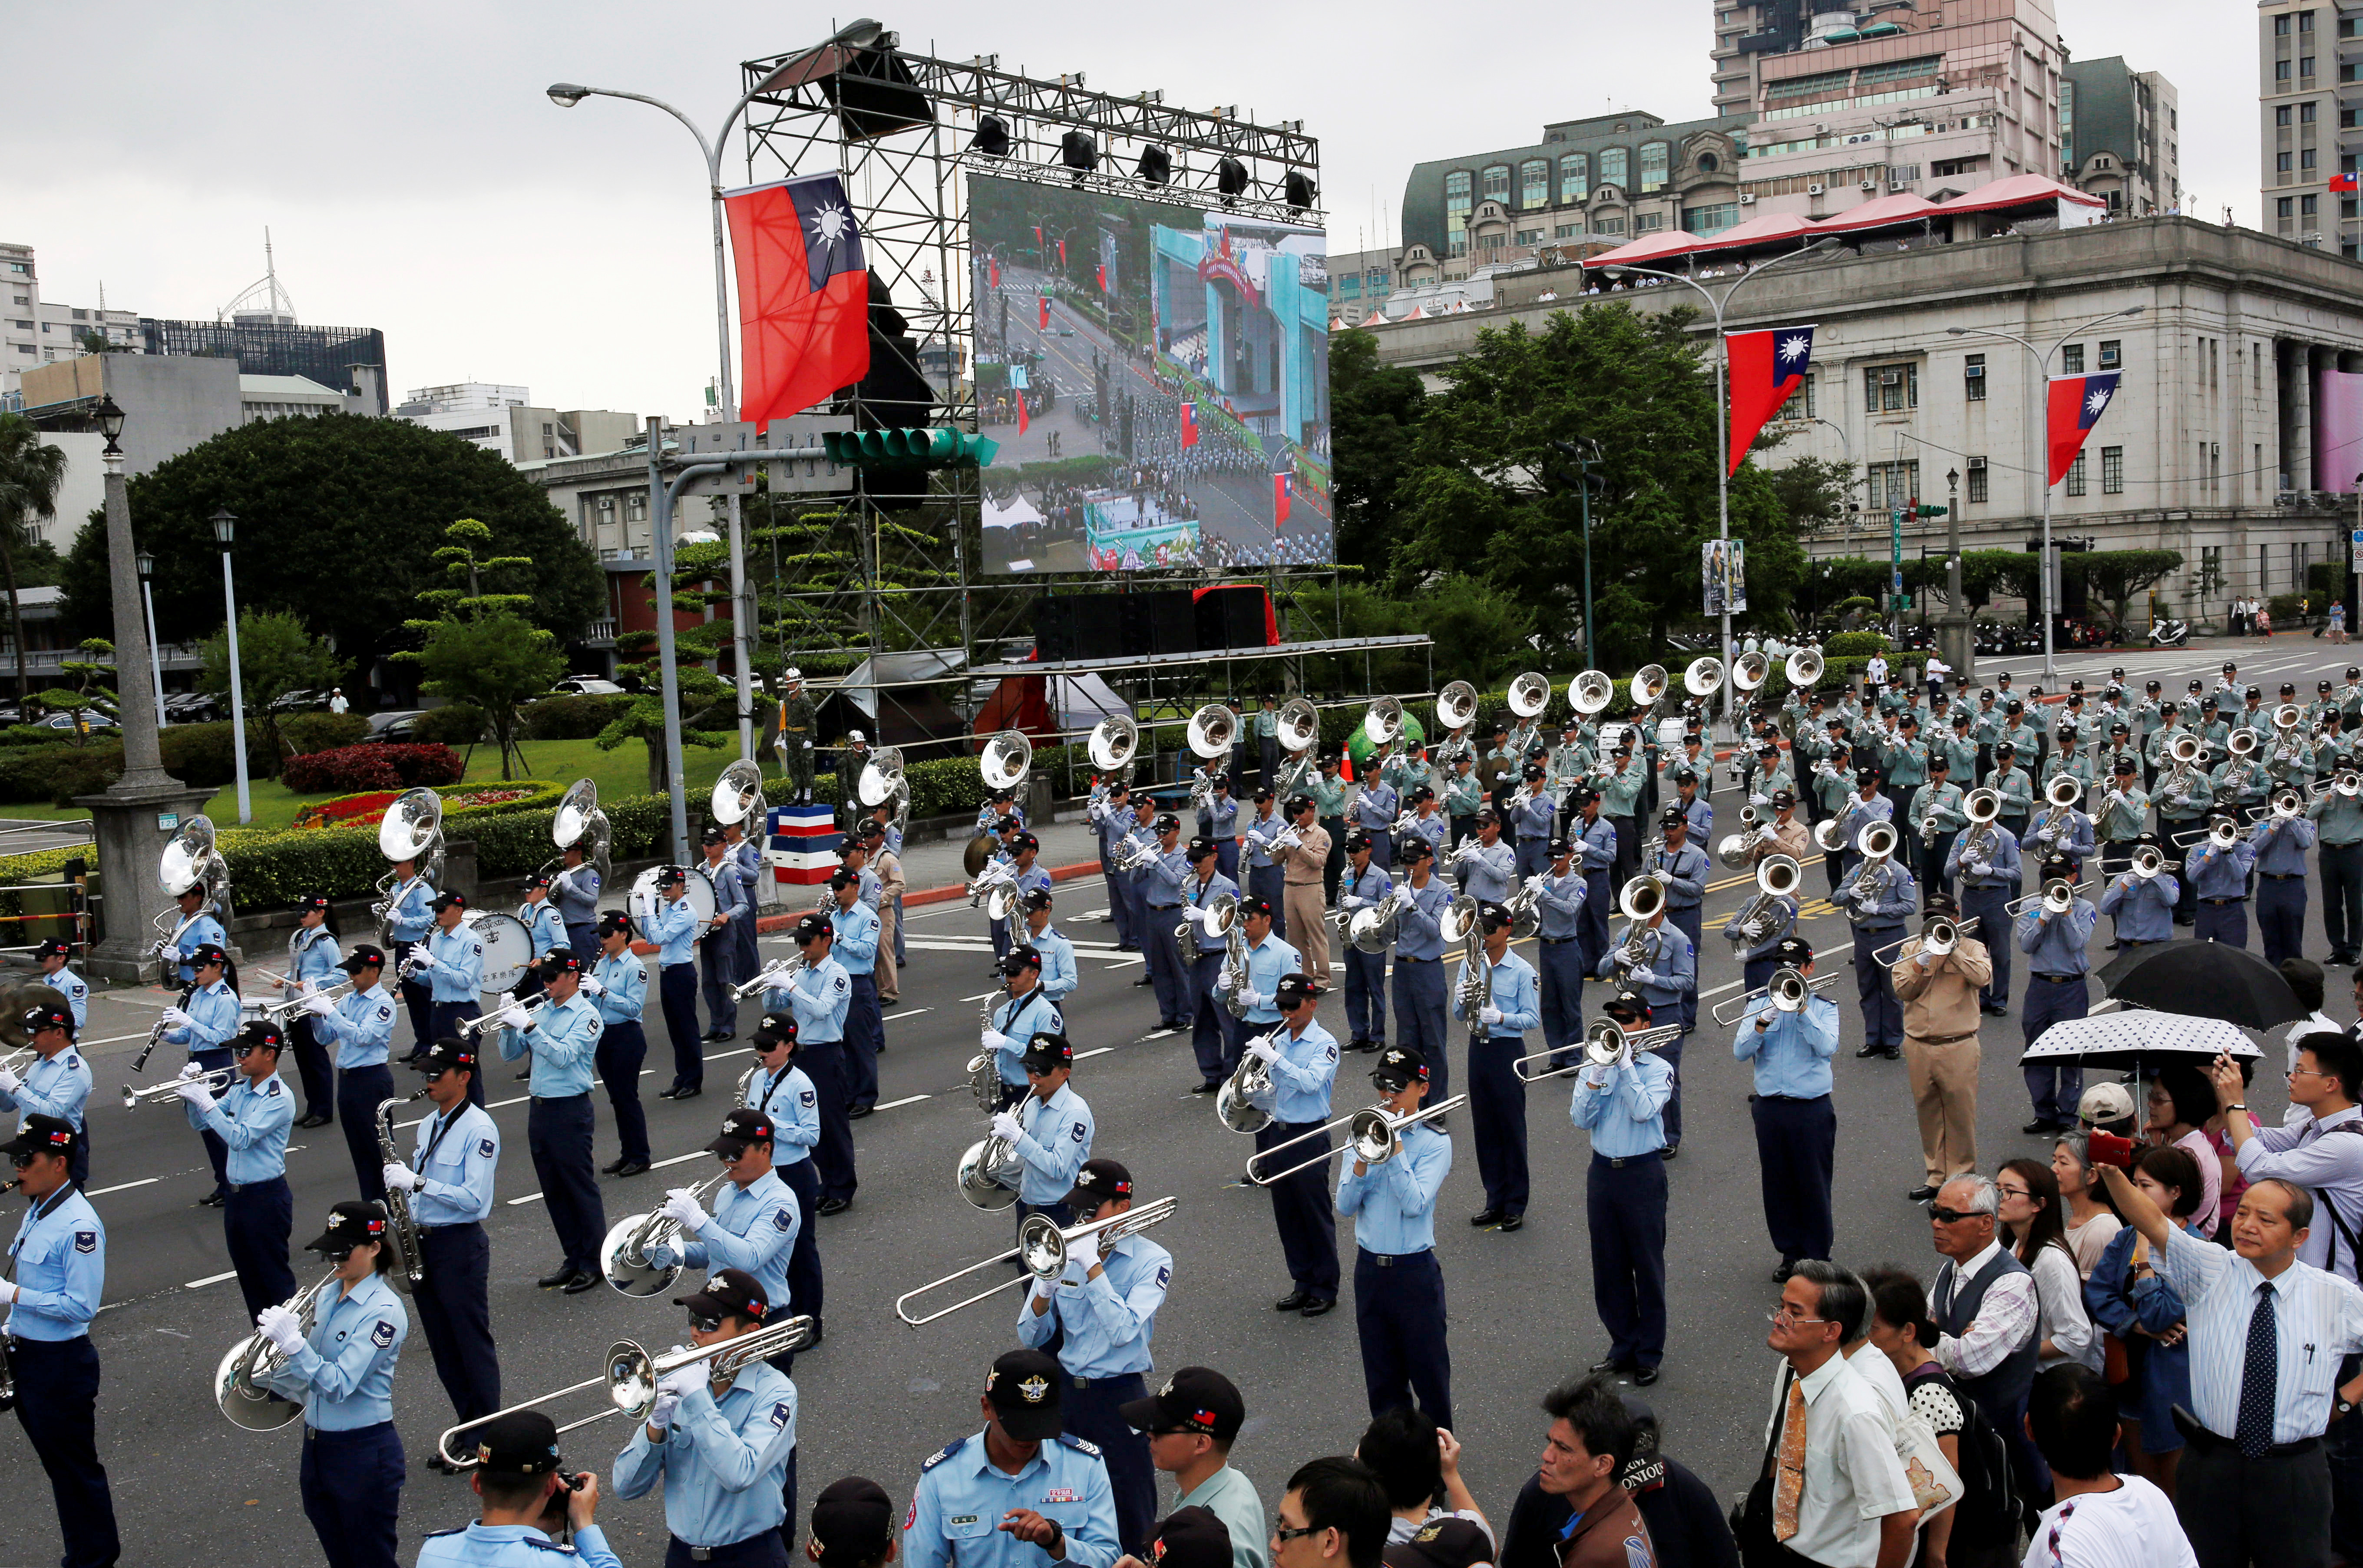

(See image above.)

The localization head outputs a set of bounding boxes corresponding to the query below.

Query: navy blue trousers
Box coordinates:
[1538,938,1586,1059]
[415,1221,501,1422]
[659,962,702,1090]
[1102,863,1135,947]
[1962,884,2016,1007]
[1391,960,1450,1100]
[1064,1372,1156,1555]
[290,1014,335,1120]
[394,941,432,1054]
[1586,1152,1667,1370]
[2021,974,2090,1124]
[428,1003,486,1109]
[190,1045,233,1194]
[1580,871,1613,960]
[1853,923,1906,1050]
[224,1174,296,1322]
[777,1156,823,1317]
[1256,1120,1339,1300]
[1189,953,1233,1083]
[596,1020,651,1165]
[11,1335,119,1568]
[1921,830,1959,906]
[1467,1031,1529,1216]
[1751,1094,1836,1263]
[1353,1248,1452,1428]
[800,1040,858,1203]
[2324,842,2363,958]
[1344,946,1388,1044]
[2260,874,2309,970]
[301,1421,403,1568]
[335,1062,393,1205]
[1666,906,1703,1032]
[700,934,740,1037]
[527,1093,606,1275]
[565,923,600,967]
[2196,897,2250,947]
[1216,840,1241,882]
[1743,953,1781,994]
[1658,1036,1686,1148]
[1143,905,1188,1025]
[844,973,883,1109]
[990,915,1011,960]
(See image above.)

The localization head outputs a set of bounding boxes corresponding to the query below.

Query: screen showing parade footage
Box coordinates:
[969,171,1332,574]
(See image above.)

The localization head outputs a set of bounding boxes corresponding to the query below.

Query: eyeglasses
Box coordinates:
[2290,1067,2331,1082]
[1764,1305,1830,1325]
[686,1311,724,1334]
[1993,1185,2032,1201]
[1273,1525,1320,1546]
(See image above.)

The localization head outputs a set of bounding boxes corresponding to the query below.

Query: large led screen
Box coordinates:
[969,172,1330,573]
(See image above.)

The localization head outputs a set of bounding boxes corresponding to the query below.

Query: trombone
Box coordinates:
[1243,1096,1468,1187]
[433,1317,815,1468]
[1710,966,1846,1025]
[1512,1020,1681,1083]
[894,1198,1180,1327]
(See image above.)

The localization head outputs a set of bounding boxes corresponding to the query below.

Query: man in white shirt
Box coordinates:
[1761,1263,1918,1568]
[2020,1363,2198,1568]
[2214,1037,2363,1281]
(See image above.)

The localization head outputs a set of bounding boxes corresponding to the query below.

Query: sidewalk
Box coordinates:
[755,812,1105,931]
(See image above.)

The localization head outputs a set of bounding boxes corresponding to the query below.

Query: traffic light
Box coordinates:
[1914,503,1950,518]
[820,427,1001,468]
[1547,438,1607,496]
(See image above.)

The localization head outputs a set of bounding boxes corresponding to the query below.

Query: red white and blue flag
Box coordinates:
[721,173,871,432]
[2045,372,2122,485]
[1723,325,1815,475]
[2333,170,2360,194]
[988,256,1001,290]
[1037,296,1051,330]
[1096,263,1108,292]
[1057,238,1068,267]
[1180,401,1199,448]
[1273,473,1292,526]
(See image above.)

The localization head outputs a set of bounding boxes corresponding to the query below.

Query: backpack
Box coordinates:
[1904,1363,2018,1551]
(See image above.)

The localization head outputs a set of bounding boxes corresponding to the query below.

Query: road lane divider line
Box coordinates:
[86,1178,159,1197]
[184,1270,238,1288]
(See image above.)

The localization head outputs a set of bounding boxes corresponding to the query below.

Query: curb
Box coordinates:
[751,858,1103,932]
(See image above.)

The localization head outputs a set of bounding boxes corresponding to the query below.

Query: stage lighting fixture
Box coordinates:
[1060,130,1099,184]
[1214,156,1249,207]
[1284,170,1315,213]
[972,115,1011,157]
[1137,145,1172,185]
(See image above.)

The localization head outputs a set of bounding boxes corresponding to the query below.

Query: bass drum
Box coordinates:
[465,912,535,996]
[625,866,718,935]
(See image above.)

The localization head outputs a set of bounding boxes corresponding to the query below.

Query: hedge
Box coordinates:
[412,705,486,746]
[1821,632,1891,658]
[282,743,466,794]
[520,694,634,740]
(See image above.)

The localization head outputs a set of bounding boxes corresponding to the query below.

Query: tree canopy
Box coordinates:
[197,608,349,775]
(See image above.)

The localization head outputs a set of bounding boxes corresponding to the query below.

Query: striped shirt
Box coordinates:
[2158,1225,2363,1444]
[2231,1106,2363,1283]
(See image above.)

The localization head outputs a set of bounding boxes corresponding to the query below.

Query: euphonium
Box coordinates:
[1725,854,1801,947]
[1613,875,1664,974]
[215,1268,338,1430]
[1847,821,1897,901]
[599,1172,731,1294]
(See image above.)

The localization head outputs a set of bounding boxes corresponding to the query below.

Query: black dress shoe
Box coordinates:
[1495,1214,1524,1233]
[1856,1043,1887,1058]
[196,1191,226,1208]
[1632,1366,1660,1387]
[536,1267,575,1288]
[612,1159,650,1178]
[601,1157,628,1175]
[655,1085,683,1100]
[424,1451,454,1475]
[672,1085,703,1101]
[559,1270,599,1294]
[1192,1081,1222,1094]
[1906,1185,1941,1202]
[710,1032,736,1044]
[1877,1048,1901,1060]
[2022,1118,2058,1135]
[1132,976,1155,987]
[1299,1297,1336,1317]
[1980,1003,2010,1017]
[1771,1257,1796,1284]
[295,1111,333,1129]
[847,1103,874,1119]
[1471,1208,1506,1227]
[1589,1357,1635,1375]
[1273,1290,1312,1311]
[2104,940,2122,951]
[816,1196,851,1216]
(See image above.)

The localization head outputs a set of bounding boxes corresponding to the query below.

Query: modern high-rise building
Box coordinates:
[2258,0,2360,253]
[2061,57,2180,217]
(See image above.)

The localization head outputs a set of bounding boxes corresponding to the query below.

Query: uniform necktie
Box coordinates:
[2236,1280,2278,1459]
[1773,1377,1807,1542]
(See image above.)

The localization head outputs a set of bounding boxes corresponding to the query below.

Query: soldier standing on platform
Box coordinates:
[776,669,818,803]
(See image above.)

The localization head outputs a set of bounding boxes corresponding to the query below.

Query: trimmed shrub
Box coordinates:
[1821,631,1891,658]
[282,743,464,795]
[277,713,370,755]
[519,694,633,741]
[410,704,486,746]
[160,723,242,788]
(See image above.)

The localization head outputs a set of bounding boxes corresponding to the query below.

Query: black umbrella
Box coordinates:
[2094,940,2303,1030]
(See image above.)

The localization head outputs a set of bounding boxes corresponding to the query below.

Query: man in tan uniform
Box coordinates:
[1755,788,1813,867]
[859,819,904,1004]
[1887,890,1992,1202]
[1276,792,1333,987]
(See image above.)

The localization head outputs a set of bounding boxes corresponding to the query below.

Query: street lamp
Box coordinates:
[1944,467,1963,633]
[136,550,165,727]
[549,76,773,764]
[211,508,251,824]
[1598,236,1842,735]
[1945,304,2144,679]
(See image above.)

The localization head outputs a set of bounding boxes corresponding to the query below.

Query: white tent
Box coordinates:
[983,493,1044,530]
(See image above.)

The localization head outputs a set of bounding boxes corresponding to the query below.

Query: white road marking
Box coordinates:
[874,1093,930,1109]
[86,1178,158,1197]
[185,1270,238,1288]
[1074,1047,1114,1060]
[652,1150,707,1169]
[506,1192,546,1206]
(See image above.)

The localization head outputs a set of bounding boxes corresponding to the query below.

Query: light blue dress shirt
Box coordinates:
[168,977,242,1057]
[666,1169,799,1313]
[551,863,605,931]
[0,1046,89,1132]
[1028,925,1079,1003]
[1571,1051,1674,1159]
[1258,1015,1339,1126]
[652,896,701,968]
[590,951,649,1025]
[1652,843,1710,911]
[313,981,398,1070]
[1833,858,1918,924]
[1337,1122,1451,1255]
[1576,815,1618,873]
[1239,934,1303,1025]
[2185,838,2257,901]
[6,1185,102,1341]
[1455,949,1541,1036]
[991,987,1065,1089]
[2015,900,2100,975]
[1732,995,1840,1099]
[1016,1231,1172,1378]
[426,921,487,1005]
[499,991,604,1098]
[286,925,341,996]
[410,1100,500,1225]
[744,1065,819,1168]
[190,1071,294,1182]
[1680,793,1714,845]
[2099,871,2180,941]
[1011,1083,1094,1205]
[264,1268,407,1431]
[385,878,436,944]
[1243,810,1284,868]
[1461,840,1515,905]
[1394,880,1451,961]
[2252,812,2319,876]
[172,912,227,984]
[416,1521,622,1568]
[830,898,881,975]
[901,1430,1121,1568]
[1536,865,1586,941]
[520,898,566,958]
[1592,922,1696,1014]
[773,959,851,1043]
[614,1359,798,1548]
[40,964,86,1031]
[1947,827,2023,890]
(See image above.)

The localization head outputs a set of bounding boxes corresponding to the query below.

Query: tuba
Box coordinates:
[710,759,767,831]
[1785,646,1825,689]
[1087,713,1139,779]
[153,814,230,972]
[979,729,1033,793]
[550,777,615,887]
[1629,664,1670,724]
[855,747,907,814]
[1362,697,1405,748]
[371,788,445,949]
[1435,680,1479,733]
[1715,803,1765,870]
[1275,697,1320,753]
[1507,672,1551,721]
[1683,657,1726,702]
[1186,703,1239,761]
[1568,670,1615,716]
[1216,900,1252,1018]
[1847,820,1898,902]
[1732,650,1771,693]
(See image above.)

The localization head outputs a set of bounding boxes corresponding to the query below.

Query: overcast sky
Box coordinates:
[7,0,2252,421]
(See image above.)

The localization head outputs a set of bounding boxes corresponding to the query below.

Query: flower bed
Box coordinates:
[291,779,563,831]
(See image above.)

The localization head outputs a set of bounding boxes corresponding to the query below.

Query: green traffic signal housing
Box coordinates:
[1915,504,1950,517]
[821,426,1000,468]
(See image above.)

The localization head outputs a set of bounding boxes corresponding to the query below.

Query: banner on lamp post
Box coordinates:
[1703,539,1747,614]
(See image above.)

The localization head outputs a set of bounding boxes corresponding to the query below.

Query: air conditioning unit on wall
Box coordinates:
[1738,193,1758,205]
[1807,182,1826,195]
[1859,179,1879,191]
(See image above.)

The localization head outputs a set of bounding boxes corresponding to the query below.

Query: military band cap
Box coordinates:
[467,1410,566,1478]
[411,1037,478,1074]
[986,1348,1064,1439]
[339,943,388,972]
[677,1266,769,1326]
[306,1199,389,1257]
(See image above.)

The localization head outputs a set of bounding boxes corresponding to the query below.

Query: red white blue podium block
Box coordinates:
[766,804,840,886]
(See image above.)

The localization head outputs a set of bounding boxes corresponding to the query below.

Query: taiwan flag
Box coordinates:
[1033,226,1043,252]
[1018,393,1029,437]
[722,173,872,431]
[2046,372,2122,484]
[1057,238,1067,267]
[1273,472,1293,525]
[1096,263,1108,292]
[988,257,1001,290]
[1723,325,1815,475]
[1180,401,1199,449]
[1038,296,1051,330]
[2334,170,2360,194]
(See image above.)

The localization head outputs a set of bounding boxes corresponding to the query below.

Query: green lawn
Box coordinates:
[0,737,788,830]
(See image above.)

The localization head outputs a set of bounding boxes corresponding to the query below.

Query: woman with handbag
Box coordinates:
[2081,1144,2201,1499]
[1861,1269,2016,1568]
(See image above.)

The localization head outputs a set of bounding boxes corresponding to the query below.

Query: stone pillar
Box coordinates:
[75,782,223,982]
[2287,340,2315,496]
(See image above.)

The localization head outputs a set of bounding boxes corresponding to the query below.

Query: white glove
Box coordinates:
[410,949,437,971]
[1246,1038,1280,1065]
[300,992,336,1018]
[657,1364,707,1402]
[1065,1227,1101,1272]
[659,1190,707,1233]
[644,1242,681,1269]
[382,1161,420,1192]
[580,975,606,998]
[1917,949,1937,968]
[175,1077,217,1112]
[498,1004,531,1031]
[0,1278,15,1305]
[991,1110,1025,1143]
[257,1304,307,1356]
[1339,896,1363,911]
[1241,990,1270,1010]
[647,1389,684,1430]
[1629,964,1658,987]
[1031,1271,1059,1302]
[0,1065,19,1096]
[160,1006,194,1030]
[982,1028,1015,1053]
[1652,869,1672,885]
[1479,1005,1505,1026]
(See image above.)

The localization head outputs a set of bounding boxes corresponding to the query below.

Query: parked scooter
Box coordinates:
[2148,618,2190,648]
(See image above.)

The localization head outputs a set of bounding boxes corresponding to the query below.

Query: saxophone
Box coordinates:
[376,1095,427,1294]
[1454,919,1491,1032]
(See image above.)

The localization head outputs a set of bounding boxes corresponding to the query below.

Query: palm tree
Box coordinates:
[0,415,66,710]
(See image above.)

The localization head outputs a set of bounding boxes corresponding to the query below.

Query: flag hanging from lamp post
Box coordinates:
[722,173,871,432]
[1723,325,1816,475]
[1180,401,1199,449]
[2045,372,2122,484]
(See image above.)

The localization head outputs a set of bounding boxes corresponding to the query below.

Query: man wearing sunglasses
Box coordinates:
[902,1347,1121,1568]
[303,942,405,1198]
[1926,1173,2040,1512]
[383,1037,502,1460]
[615,1268,801,1566]
[770,913,857,1216]
[415,1408,617,1568]
[1122,1367,1263,1568]
[492,952,608,1296]
[1,1113,119,1568]
[175,1018,295,1322]
[0,1000,90,1188]
[991,1034,1096,1240]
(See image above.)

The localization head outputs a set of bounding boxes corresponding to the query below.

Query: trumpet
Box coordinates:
[434,1316,816,1466]
[1866,914,1983,967]
[121,1063,235,1110]
[1244,1096,1468,1186]
[456,993,553,1038]
[1725,854,1801,947]
[598,1171,730,1296]
[1709,967,1845,1025]
[895,1198,1180,1327]
[731,954,806,999]
[1512,1020,1681,1083]
[261,977,357,1026]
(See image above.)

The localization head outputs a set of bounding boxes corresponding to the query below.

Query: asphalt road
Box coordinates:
[0,634,2342,1567]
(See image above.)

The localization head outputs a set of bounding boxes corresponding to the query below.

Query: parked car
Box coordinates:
[364,710,424,743]
[546,676,625,697]
[267,689,328,714]
[35,711,116,733]
[164,693,222,723]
